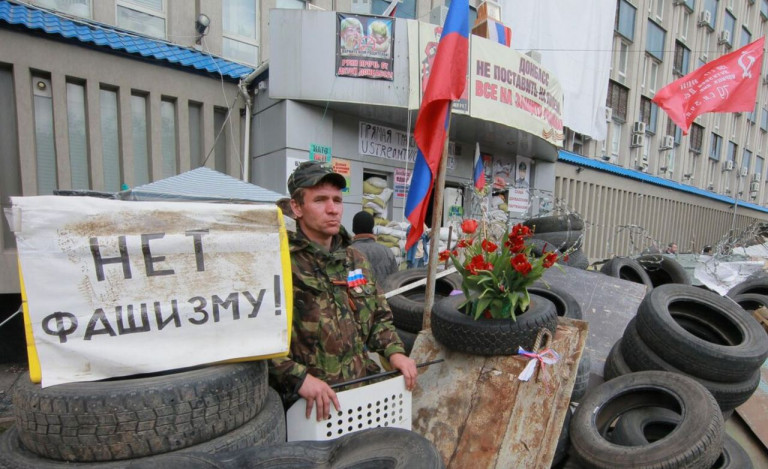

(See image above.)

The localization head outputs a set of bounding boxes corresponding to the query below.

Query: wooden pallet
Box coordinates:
[410,317,588,468]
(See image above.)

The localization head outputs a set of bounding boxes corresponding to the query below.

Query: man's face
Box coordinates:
[291,182,343,242]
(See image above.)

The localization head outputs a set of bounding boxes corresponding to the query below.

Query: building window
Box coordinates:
[679,7,691,40]
[646,20,666,61]
[616,0,636,41]
[189,102,203,168]
[214,107,228,173]
[743,149,752,172]
[703,0,718,29]
[611,122,622,157]
[100,88,122,192]
[667,118,682,144]
[607,80,629,122]
[1,67,21,250]
[32,76,57,195]
[161,99,177,178]
[761,107,768,131]
[726,140,737,162]
[117,0,165,39]
[722,10,735,48]
[33,0,91,18]
[756,156,764,179]
[762,0,768,20]
[373,0,416,18]
[690,123,704,153]
[66,82,90,190]
[648,60,659,94]
[655,0,664,20]
[618,41,629,80]
[709,133,723,160]
[741,26,752,47]
[640,96,659,133]
[223,0,259,66]
[674,41,691,75]
[131,94,150,186]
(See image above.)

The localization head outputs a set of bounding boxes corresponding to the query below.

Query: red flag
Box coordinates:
[404,0,469,251]
[653,37,764,135]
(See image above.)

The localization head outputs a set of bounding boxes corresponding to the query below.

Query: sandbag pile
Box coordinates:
[362,176,393,227]
[373,222,453,268]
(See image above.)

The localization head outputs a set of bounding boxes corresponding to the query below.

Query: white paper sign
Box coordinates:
[12,196,290,387]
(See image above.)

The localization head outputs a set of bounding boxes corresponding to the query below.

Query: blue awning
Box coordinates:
[0,0,254,81]
[558,150,768,214]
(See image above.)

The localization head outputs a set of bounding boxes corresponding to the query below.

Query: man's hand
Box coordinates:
[298,374,341,421]
[389,353,418,390]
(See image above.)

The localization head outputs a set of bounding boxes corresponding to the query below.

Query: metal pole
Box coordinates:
[422,112,453,330]
[731,172,741,232]
[330,359,444,389]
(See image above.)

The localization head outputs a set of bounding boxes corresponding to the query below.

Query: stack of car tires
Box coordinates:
[524,214,588,270]
[0,362,286,468]
[604,284,768,417]
[598,257,653,291]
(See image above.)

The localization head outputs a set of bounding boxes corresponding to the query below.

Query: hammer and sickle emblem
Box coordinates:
[738,50,756,78]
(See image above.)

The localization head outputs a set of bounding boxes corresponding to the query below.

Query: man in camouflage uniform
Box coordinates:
[270,161,417,421]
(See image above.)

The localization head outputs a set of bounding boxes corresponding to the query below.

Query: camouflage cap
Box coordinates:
[287,161,346,196]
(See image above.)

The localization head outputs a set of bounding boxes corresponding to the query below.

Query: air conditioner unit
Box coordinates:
[707,181,715,190]
[698,10,712,27]
[750,181,761,192]
[633,121,647,134]
[605,107,613,122]
[659,166,668,173]
[631,133,646,147]
[718,30,731,45]
[740,166,749,177]
[753,173,762,182]
[600,154,612,161]
[306,2,326,10]
[723,160,734,171]
[661,135,675,149]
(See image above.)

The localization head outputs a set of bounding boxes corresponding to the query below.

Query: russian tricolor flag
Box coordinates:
[404,0,469,251]
[473,143,485,191]
[488,19,511,47]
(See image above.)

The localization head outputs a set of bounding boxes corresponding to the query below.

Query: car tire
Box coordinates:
[569,371,724,469]
[599,257,653,290]
[431,293,557,355]
[635,284,768,383]
[12,362,269,462]
[0,388,285,468]
[636,255,691,286]
[523,214,584,233]
[620,318,760,412]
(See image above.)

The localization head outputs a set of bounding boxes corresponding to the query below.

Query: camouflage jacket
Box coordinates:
[269,226,405,397]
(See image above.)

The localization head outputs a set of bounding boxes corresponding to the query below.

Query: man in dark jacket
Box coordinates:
[269,161,417,421]
[351,211,398,283]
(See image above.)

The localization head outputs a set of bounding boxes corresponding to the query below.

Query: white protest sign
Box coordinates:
[12,196,291,387]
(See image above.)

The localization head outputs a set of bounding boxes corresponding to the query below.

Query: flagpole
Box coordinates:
[422,112,452,330]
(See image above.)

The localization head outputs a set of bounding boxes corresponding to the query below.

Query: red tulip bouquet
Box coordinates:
[439,219,561,320]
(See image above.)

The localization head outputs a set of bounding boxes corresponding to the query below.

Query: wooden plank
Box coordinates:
[411,318,588,468]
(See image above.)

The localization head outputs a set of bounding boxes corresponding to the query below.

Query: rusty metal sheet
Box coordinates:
[736,358,768,449]
[411,318,588,468]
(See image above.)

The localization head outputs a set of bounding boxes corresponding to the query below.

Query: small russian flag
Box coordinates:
[487,19,511,47]
[347,269,367,287]
[473,143,485,191]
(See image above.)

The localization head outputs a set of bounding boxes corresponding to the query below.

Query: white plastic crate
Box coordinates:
[286,375,412,441]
